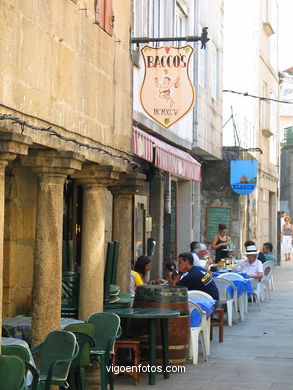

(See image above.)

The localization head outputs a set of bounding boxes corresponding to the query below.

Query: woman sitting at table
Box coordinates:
[130,256,149,305]
[211,224,231,263]
[134,255,151,283]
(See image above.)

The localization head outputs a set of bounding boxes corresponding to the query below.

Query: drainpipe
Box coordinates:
[192,0,200,149]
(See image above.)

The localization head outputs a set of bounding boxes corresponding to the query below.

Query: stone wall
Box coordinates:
[0,0,132,168]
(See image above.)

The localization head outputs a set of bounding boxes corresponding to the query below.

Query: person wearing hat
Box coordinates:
[244,240,266,263]
[239,244,263,289]
[281,216,293,261]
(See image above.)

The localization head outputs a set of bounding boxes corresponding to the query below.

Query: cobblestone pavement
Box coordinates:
[114,261,293,390]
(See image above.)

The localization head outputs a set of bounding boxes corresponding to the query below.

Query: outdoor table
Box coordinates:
[2,336,35,387]
[212,271,249,278]
[107,307,180,385]
[188,297,216,327]
[2,315,83,344]
[212,274,254,298]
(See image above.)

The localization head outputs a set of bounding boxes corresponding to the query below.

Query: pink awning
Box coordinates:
[132,127,201,181]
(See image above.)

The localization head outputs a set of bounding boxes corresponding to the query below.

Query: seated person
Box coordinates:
[262,242,277,264]
[244,240,266,263]
[130,255,150,306]
[165,260,178,280]
[134,255,151,283]
[190,241,200,266]
[193,242,213,269]
[130,268,143,299]
[167,252,219,301]
[239,244,263,288]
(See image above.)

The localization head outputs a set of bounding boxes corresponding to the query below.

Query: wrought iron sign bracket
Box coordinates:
[131,27,210,49]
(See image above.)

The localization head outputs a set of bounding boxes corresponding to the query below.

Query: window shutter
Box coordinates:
[95,0,105,28]
[104,0,113,36]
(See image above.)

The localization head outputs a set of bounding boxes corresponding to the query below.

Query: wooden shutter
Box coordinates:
[104,0,113,36]
[95,0,105,28]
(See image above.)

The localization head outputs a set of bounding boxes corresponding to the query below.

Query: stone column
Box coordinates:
[21,150,84,347]
[0,132,32,345]
[109,173,145,292]
[72,165,120,321]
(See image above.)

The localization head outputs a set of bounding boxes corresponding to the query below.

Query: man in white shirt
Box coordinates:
[190,241,201,266]
[193,242,213,269]
[239,244,263,288]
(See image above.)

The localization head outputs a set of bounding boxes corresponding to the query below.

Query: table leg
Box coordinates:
[149,318,157,385]
[160,318,169,379]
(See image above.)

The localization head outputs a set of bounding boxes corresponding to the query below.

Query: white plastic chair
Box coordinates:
[188,290,214,300]
[261,261,275,300]
[188,300,208,364]
[250,280,261,311]
[213,278,238,326]
[219,273,245,321]
[187,290,213,356]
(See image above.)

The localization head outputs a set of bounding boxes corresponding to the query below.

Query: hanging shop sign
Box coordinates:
[230,160,258,195]
[140,45,195,129]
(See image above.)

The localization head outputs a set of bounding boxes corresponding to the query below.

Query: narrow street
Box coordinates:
[116,262,293,390]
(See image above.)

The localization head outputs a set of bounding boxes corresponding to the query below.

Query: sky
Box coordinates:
[278,0,293,70]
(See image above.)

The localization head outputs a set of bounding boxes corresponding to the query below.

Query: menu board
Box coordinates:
[206,206,232,242]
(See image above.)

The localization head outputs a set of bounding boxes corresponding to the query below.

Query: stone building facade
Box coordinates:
[0,0,143,346]
[222,0,279,256]
[131,0,224,278]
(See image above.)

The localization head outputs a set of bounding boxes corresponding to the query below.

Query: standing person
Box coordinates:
[211,224,231,263]
[167,252,219,300]
[281,216,293,261]
[280,211,286,228]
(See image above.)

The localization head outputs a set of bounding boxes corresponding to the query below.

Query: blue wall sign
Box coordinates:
[230,160,258,195]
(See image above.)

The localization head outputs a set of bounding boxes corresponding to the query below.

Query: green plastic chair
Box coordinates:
[1,345,39,389]
[2,326,12,337]
[0,355,31,390]
[111,241,119,284]
[31,330,79,390]
[104,242,115,305]
[87,312,121,390]
[103,241,131,309]
[2,345,31,362]
[64,323,96,390]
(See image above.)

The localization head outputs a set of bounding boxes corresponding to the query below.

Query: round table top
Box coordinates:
[107,307,180,319]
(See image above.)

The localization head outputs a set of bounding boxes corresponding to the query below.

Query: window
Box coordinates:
[175,2,187,37]
[95,0,113,36]
[153,0,161,37]
[133,0,149,37]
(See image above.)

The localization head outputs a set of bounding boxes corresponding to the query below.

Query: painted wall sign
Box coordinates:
[140,45,195,129]
[230,160,258,195]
